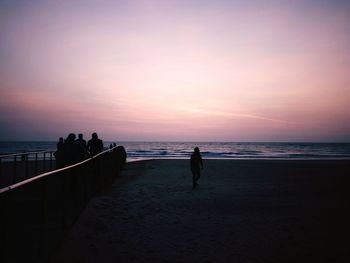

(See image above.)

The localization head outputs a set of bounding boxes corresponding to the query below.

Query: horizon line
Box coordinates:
[1,140,349,144]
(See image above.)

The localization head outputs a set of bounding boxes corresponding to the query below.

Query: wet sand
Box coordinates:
[51,159,349,263]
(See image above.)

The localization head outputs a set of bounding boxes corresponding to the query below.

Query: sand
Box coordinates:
[51,159,349,263]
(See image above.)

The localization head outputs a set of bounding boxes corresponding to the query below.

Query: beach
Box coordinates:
[51,159,349,263]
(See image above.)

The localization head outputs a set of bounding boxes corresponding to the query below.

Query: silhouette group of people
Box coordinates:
[54,132,104,168]
[55,136,203,188]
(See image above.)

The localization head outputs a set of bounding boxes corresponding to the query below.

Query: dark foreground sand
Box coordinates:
[51,160,349,263]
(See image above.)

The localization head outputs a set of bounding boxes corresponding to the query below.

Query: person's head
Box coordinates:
[78,133,83,139]
[92,132,98,139]
[59,137,63,142]
[67,133,76,141]
[194,147,200,154]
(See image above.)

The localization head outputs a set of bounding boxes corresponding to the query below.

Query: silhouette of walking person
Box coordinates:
[191,147,203,188]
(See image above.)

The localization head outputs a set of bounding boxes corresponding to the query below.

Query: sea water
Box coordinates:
[1,141,350,161]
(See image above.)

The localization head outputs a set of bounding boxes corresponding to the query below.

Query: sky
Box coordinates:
[1,0,350,142]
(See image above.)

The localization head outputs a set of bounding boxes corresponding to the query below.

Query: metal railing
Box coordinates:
[0,150,56,188]
[0,145,127,263]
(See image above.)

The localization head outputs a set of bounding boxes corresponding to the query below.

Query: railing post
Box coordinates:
[25,154,29,179]
[0,192,10,261]
[50,152,53,170]
[40,178,47,261]
[13,155,17,184]
[61,170,67,232]
[43,152,46,173]
[35,153,38,175]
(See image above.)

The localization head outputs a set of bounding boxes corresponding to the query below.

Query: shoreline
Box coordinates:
[2,142,350,162]
[126,157,350,162]
[52,159,349,263]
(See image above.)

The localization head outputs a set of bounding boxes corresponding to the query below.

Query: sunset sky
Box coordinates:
[1,0,350,141]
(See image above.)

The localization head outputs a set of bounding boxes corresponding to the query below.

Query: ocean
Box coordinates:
[1,141,350,161]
